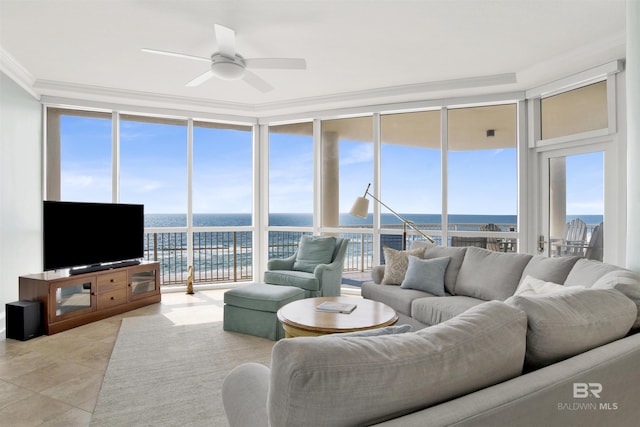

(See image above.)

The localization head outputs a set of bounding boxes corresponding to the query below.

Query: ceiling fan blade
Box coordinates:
[242,69,273,93]
[244,58,307,70]
[186,69,215,87]
[141,48,210,63]
[214,24,236,58]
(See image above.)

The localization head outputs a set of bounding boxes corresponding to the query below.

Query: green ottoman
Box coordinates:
[223,283,306,340]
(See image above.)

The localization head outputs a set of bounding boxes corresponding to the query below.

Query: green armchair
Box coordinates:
[264,236,350,297]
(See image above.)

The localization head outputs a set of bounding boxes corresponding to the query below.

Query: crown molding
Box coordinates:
[251,73,517,116]
[32,72,517,118]
[0,47,39,99]
[33,79,256,116]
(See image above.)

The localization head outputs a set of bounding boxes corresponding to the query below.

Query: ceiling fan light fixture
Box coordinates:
[211,55,245,80]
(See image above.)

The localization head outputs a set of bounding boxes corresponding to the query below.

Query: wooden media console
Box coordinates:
[19,261,161,335]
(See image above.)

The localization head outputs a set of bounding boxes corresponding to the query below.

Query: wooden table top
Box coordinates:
[277,296,398,335]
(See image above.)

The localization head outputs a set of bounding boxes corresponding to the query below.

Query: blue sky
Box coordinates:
[59,115,603,217]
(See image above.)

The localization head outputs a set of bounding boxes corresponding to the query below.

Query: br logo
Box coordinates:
[573,383,603,398]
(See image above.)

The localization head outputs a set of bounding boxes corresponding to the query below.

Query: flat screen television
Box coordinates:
[43,201,144,273]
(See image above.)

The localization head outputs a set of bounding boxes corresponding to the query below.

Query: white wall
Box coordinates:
[0,71,42,331]
[627,0,640,272]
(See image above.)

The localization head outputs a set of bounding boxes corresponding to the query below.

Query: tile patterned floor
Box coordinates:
[0,289,229,427]
[0,286,364,426]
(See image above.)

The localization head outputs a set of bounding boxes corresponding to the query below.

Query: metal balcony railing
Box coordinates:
[144,222,590,286]
[143,229,377,286]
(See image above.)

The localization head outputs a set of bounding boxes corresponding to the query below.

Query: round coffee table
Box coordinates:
[277,296,398,338]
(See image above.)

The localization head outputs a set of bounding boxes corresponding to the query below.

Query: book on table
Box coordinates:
[316,301,357,314]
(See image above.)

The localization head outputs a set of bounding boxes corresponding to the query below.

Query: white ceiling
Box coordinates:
[0,0,627,117]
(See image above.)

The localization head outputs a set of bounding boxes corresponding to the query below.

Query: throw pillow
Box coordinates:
[592,269,640,330]
[505,288,637,369]
[423,246,467,295]
[408,240,435,251]
[292,235,337,273]
[380,246,425,285]
[333,324,412,337]
[564,258,622,287]
[455,247,533,301]
[400,256,450,296]
[514,275,580,296]
[518,255,579,286]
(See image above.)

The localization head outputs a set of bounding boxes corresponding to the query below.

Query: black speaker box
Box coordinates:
[6,300,42,341]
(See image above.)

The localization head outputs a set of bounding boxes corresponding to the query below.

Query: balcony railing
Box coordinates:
[143,222,547,286]
[143,229,377,286]
[142,220,601,286]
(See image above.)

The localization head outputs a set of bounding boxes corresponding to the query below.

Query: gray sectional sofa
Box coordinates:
[222,244,640,426]
[364,244,640,332]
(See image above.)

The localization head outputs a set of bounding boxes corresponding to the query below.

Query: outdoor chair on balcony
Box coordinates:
[554,218,588,257]
[450,236,487,248]
[585,222,604,261]
[264,236,350,298]
[480,223,502,252]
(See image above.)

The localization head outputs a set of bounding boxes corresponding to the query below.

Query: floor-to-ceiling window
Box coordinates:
[447,104,518,250]
[268,122,314,227]
[193,121,253,282]
[321,116,374,272]
[268,122,314,259]
[119,115,188,283]
[381,110,442,248]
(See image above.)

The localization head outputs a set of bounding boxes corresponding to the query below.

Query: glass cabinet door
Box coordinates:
[129,268,158,299]
[51,277,95,320]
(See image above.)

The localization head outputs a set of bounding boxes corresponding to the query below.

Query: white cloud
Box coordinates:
[341,144,373,166]
[567,200,604,214]
[62,172,94,188]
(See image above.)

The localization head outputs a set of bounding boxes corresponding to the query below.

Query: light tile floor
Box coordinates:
[0,289,230,427]
[0,286,363,426]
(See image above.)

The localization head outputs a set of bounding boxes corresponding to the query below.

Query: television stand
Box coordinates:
[19,261,160,335]
[69,259,141,275]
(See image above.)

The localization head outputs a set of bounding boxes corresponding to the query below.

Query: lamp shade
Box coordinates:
[349,196,370,219]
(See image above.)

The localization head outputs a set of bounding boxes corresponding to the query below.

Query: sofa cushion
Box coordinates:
[408,240,435,251]
[411,295,484,326]
[268,301,527,427]
[514,275,580,296]
[423,246,467,295]
[381,246,426,285]
[333,324,412,337]
[519,255,579,286]
[592,269,640,330]
[361,282,434,316]
[400,256,450,296]
[563,258,624,287]
[292,235,336,273]
[371,265,385,284]
[263,270,319,291]
[455,247,533,301]
[505,288,637,369]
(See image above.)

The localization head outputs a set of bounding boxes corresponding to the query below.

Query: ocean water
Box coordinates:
[145,213,603,228]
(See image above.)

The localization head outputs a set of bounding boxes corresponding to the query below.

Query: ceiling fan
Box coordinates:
[141,24,306,92]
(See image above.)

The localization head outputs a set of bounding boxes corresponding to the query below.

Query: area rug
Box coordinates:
[90,316,275,426]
